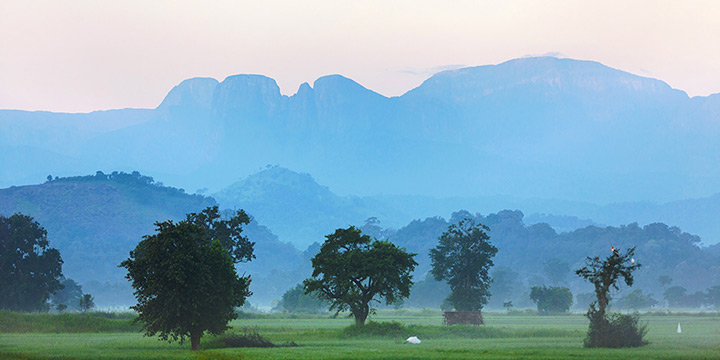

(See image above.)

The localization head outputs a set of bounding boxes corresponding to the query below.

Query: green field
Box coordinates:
[1,311,719,359]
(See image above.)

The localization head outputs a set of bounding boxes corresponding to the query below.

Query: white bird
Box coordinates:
[631,258,635,265]
[405,336,421,344]
[677,323,682,334]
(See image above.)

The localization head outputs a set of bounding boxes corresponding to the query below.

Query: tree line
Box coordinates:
[5,205,717,350]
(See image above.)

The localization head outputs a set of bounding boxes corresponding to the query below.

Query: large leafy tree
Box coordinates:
[0,214,63,312]
[304,226,417,325]
[120,207,253,350]
[275,283,326,314]
[430,218,498,312]
[529,286,573,314]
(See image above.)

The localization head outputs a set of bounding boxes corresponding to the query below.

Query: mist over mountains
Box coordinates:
[2,56,719,206]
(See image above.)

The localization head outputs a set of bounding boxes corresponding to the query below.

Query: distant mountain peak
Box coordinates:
[215,166,333,202]
[157,77,219,111]
[313,74,386,99]
[407,56,685,101]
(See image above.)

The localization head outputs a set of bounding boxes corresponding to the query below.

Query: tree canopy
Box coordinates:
[576,246,645,348]
[430,218,498,311]
[274,283,326,314]
[120,207,253,350]
[0,213,64,312]
[303,226,417,325]
[529,286,573,314]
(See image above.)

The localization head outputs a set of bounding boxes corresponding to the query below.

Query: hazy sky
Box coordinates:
[1,0,719,112]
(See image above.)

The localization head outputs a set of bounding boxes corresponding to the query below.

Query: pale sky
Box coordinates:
[1,0,719,113]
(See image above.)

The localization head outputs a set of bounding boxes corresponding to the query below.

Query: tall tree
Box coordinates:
[576,247,645,348]
[304,226,417,325]
[706,285,720,310]
[121,207,253,350]
[663,286,687,307]
[275,283,326,314]
[78,294,95,312]
[430,218,498,311]
[529,286,574,314]
[0,214,63,312]
[50,277,84,311]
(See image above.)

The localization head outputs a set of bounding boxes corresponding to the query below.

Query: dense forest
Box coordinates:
[1,171,718,308]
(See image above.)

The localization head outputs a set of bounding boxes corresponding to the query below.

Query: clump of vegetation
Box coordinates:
[120,206,254,350]
[273,283,327,314]
[303,226,417,325]
[529,286,573,315]
[576,246,648,348]
[0,214,63,312]
[584,312,648,348]
[430,218,497,312]
[203,330,297,349]
[342,321,407,337]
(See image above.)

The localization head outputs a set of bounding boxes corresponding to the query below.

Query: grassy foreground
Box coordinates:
[1,310,719,359]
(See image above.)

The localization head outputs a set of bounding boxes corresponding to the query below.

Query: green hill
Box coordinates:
[0,171,307,306]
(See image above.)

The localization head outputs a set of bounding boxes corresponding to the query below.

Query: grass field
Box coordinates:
[1,310,719,359]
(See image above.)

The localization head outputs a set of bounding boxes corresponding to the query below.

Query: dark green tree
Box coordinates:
[529,286,573,314]
[430,219,498,311]
[120,207,253,350]
[303,226,417,325]
[576,247,646,348]
[185,206,254,263]
[50,277,84,311]
[663,286,687,307]
[706,285,720,310]
[275,283,326,314]
[79,294,95,312]
[620,289,658,310]
[0,214,64,312]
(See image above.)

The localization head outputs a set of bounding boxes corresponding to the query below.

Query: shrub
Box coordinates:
[342,321,407,337]
[584,312,648,348]
[203,330,297,349]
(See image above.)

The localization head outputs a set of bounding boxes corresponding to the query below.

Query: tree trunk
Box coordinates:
[353,304,369,325]
[190,331,202,351]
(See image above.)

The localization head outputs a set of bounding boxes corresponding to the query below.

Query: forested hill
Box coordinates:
[369,210,720,301]
[0,171,216,284]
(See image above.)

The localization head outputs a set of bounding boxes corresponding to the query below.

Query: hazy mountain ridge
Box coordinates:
[215,167,720,246]
[3,56,719,205]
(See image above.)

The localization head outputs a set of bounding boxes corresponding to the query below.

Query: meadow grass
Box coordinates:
[0,311,139,333]
[1,310,719,359]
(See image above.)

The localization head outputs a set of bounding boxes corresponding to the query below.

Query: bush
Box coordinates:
[203,330,297,349]
[584,312,648,348]
[342,321,407,337]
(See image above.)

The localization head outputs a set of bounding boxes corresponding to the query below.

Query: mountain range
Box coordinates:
[3,56,719,207]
